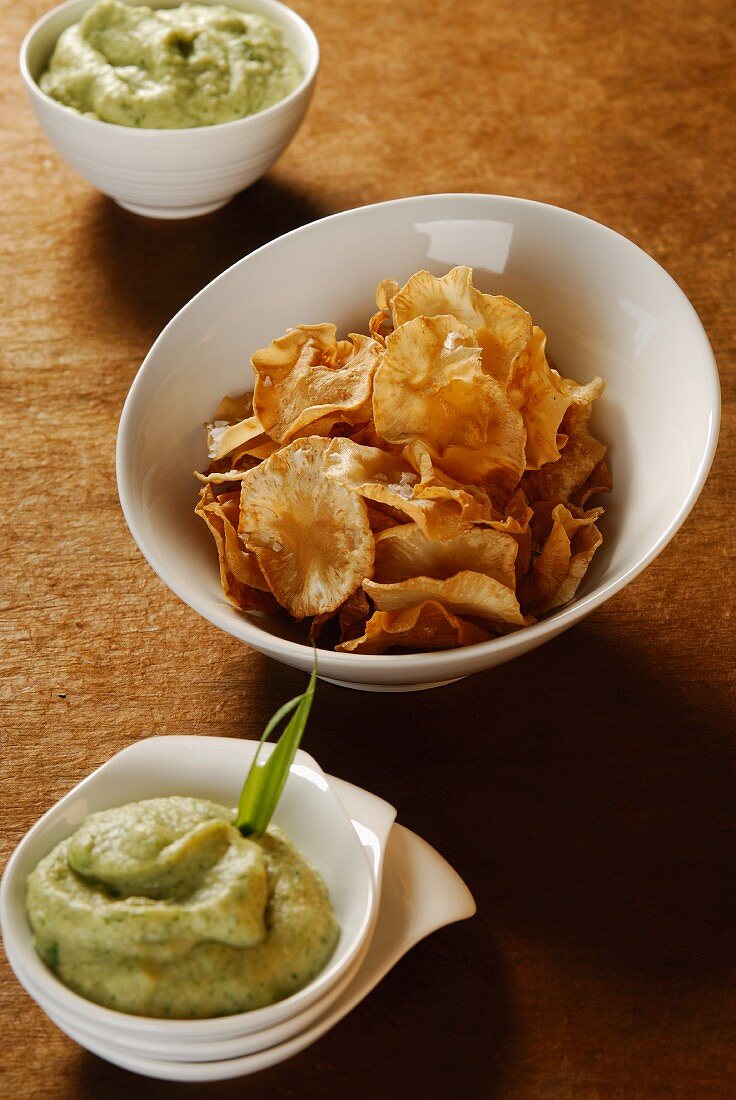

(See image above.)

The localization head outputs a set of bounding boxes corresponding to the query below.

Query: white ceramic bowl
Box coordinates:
[2,743,475,1081]
[20,0,319,219]
[116,193,720,689]
[0,737,376,1052]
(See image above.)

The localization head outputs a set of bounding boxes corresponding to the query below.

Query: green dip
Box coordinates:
[26,797,339,1018]
[39,0,302,128]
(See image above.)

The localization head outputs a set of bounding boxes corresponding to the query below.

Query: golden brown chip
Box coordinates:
[323,438,470,540]
[239,437,375,619]
[194,467,252,485]
[195,485,275,612]
[481,487,534,575]
[363,571,531,629]
[336,601,492,654]
[521,401,607,505]
[519,503,603,614]
[251,325,382,444]
[506,327,574,470]
[207,414,270,462]
[385,266,532,383]
[373,522,517,589]
[402,439,499,524]
[570,457,613,508]
[372,315,525,491]
[212,391,254,423]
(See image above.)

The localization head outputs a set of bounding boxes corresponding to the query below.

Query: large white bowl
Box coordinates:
[0,737,377,1049]
[20,0,319,219]
[116,193,720,689]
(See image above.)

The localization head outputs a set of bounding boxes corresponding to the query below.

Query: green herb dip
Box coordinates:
[26,797,339,1018]
[39,0,302,128]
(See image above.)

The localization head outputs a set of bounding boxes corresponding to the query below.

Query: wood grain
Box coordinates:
[1,0,734,1096]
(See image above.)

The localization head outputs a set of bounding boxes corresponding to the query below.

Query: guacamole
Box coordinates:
[39,0,302,128]
[26,797,339,1018]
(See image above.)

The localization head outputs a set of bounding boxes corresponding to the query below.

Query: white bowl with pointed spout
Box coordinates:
[1,737,376,1049]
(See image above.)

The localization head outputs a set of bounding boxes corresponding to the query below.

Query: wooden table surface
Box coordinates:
[1,0,734,1096]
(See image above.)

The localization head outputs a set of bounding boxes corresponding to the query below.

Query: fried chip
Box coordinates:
[196,266,611,652]
[481,487,534,575]
[520,503,603,614]
[507,327,574,470]
[336,600,492,654]
[402,439,499,524]
[373,522,517,589]
[385,266,532,383]
[212,391,254,423]
[307,587,372,647]
[571,457,613,508]
[207,414,270,462]
[372,315,525,491]
[363,571,531,629]
[195,485,276,612]
[323,437,471,540]
[521,400,607,505]
[252,324,382,444]
[239,436,375,619]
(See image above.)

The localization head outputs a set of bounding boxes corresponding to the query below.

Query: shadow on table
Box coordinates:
[75,177,327,337]
[300,622,736,985]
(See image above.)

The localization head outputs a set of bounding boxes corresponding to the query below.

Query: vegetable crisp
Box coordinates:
[194,267,612,653]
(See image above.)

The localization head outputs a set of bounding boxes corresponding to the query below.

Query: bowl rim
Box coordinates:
[19,0,320,137]
[116,192,721,676]
[0,736,379,1036]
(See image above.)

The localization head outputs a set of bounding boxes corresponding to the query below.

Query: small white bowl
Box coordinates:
[3,749,475,1082]
[0,737,377,1050]
[116,193,720,690]
[19,0,319,219]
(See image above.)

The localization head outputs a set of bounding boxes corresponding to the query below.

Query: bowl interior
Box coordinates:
[117,194,718,677]
[1,736,375,1037]
[23,0,317,97]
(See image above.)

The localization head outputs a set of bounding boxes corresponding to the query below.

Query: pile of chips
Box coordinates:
[195,267,611,654]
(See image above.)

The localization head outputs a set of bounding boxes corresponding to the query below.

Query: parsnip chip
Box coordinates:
[323,438,469,540]
[385,266,532,383]
[402,439,499,524]
[507,327,573,470]
[520,503,603,614]
[207,414,269,462]
[194,467,253,485]
[336,601,492,654]
[521,401,607,505]
[252,324,382,444]
[307,587,371,647]
[213,391,253,423]
[373,315,525,491]
[364,572,531,629]
[195,485,275,612]
[195,266,612,651]
[483,488,534,575]
[374,522,517,589]
[239,437,374,619]
[571,457,612,508]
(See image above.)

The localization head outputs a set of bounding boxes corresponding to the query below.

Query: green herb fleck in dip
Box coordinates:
[26,796,339,1018]
[39,0,302,128]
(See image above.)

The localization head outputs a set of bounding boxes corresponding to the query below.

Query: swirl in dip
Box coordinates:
[26,797,338,1018]
[39,0,302,128]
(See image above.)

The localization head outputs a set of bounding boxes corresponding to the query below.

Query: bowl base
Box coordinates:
[319,676,464,693]
[115,197,232,220]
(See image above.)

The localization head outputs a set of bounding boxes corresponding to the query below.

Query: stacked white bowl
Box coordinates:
[1,738,382,1072]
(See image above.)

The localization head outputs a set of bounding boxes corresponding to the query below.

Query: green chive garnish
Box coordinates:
[235,656,317,837]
